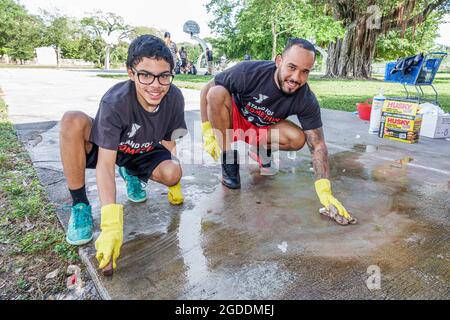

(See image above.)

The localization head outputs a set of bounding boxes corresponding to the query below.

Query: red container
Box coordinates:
[356,99,372,121]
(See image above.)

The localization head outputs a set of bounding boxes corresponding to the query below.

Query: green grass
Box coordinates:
[96,74,127,79]
[0,92,79,299]
[173,74,214,90]
[98,72,450,113]
[308,73,450,113]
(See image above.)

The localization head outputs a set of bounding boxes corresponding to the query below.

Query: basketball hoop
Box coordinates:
[183,20,200,36]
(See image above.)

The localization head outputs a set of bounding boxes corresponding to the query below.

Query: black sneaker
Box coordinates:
[221,150,241,189]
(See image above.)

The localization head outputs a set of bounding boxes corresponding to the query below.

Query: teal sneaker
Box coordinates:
[66,203,93,246]
[118,166,147,202]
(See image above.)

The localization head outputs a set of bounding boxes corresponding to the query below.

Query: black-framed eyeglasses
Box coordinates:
[131,67,174,86]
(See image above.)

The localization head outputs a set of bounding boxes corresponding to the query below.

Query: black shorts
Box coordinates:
[86,143,175,183]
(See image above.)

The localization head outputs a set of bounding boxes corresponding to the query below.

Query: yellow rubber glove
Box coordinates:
[95,204,123,270]
[201,121,221,161]
[168,182,184,205]
[314,179,351,220]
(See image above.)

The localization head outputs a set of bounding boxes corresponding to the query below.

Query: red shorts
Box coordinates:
[232,99,269,146]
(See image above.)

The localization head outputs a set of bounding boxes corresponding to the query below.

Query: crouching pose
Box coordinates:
[60,35,187,273]
[200,38,356,225]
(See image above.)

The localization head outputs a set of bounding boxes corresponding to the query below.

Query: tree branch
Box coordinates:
[381,0,446,32]
[276,25,295,37]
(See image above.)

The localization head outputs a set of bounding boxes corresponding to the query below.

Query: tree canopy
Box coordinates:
[0,0,447,74]
[323,0,448,78]
[206,0,448,78]
[0,3,167,68]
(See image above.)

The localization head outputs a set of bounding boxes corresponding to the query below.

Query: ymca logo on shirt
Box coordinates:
[127,123,141,138]
[253,94,269,104]
[118,123,155,154]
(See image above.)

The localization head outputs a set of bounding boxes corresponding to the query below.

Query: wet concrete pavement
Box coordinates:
[1,69,449,299]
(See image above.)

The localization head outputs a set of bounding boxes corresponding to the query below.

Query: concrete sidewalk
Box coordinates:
[1,69,449,299]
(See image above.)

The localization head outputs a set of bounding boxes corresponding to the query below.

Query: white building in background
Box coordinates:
[35,47,57,65]
[436,14,450,47]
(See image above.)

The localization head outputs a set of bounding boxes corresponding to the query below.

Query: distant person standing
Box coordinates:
[179,47,188,73]
[164,32,179,72]
[243,53,251,61]
[206,47,213,75]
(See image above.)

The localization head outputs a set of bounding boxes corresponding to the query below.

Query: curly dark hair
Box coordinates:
[282,38,316,61]
[126,34,174,71]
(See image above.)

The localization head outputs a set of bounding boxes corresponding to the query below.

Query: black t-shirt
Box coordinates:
[90,80,187,160]
[206,50,213,61]
[168,41,178,61]
[214,60,322,129]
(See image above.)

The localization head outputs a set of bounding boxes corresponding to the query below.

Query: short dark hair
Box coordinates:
[126,34,174,71]
[282,38,316,60]
[164,32,170,38]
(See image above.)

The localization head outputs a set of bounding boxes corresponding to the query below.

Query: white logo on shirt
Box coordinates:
[127,123,141,138]
[254,94,269,104]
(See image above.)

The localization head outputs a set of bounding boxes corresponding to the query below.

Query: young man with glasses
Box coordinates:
[200,38,356,225]
[59,35,187,273]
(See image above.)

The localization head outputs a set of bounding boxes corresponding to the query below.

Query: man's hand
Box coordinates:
[95,204,124,271]
[314,179,356,224]
[168,182,184,205]
[304,128,356,225]
[201,121,221,161]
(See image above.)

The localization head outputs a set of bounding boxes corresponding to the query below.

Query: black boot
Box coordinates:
[221,150,241,189]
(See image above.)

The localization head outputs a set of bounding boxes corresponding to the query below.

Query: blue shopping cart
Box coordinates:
[384,52,447,105]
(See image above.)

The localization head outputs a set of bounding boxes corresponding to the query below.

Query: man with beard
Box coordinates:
[199,38,356,225]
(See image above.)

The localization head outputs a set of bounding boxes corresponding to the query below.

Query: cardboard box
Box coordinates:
[378,100,422,143]
[419,113,450,138]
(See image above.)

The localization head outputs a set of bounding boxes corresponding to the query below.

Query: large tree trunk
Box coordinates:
[326,17,378,78]
[55,47,61,68]
[325,0,446,79]
[271,22,277,60]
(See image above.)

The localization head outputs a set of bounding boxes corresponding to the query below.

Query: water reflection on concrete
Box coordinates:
[86,145,450,299]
